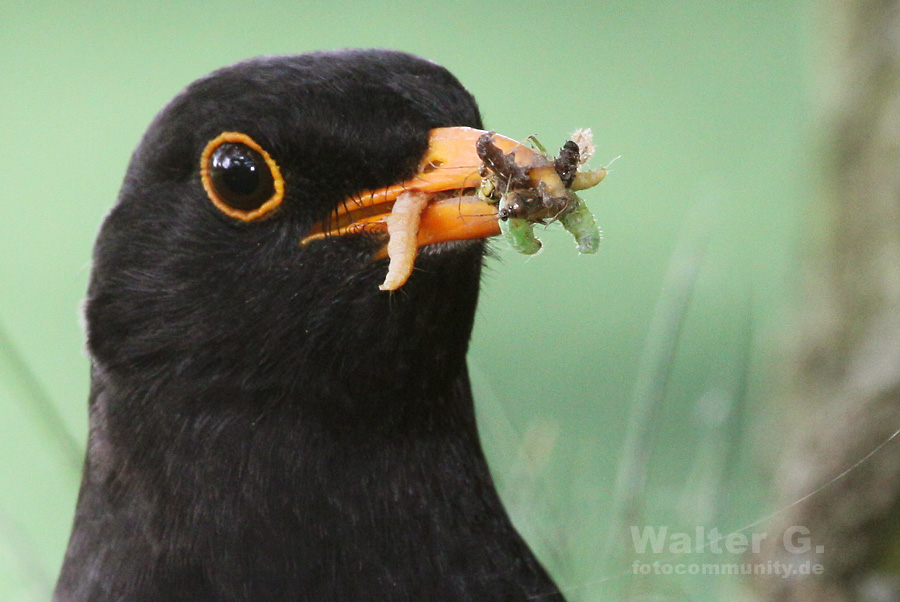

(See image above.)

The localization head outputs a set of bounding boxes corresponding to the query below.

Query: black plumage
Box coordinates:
[55,49,565,602]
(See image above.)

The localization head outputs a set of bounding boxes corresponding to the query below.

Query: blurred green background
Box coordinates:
[0,1,811,600]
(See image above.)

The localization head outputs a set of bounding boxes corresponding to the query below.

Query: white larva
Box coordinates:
[379,190,431,291]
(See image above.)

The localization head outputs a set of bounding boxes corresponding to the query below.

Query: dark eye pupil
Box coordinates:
[209,142,275,211]
[218,148,259,194]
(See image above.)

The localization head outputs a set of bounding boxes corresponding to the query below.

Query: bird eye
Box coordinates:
[200,132,284,221]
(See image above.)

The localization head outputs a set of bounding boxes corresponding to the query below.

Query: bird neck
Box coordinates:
[67,364,564,600]
[94,357,493,508]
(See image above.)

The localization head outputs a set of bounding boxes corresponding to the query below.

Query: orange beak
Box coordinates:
[299,126,547,256]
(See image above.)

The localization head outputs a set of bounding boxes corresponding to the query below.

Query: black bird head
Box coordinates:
[61,49,566,602]
[86,50,492,410]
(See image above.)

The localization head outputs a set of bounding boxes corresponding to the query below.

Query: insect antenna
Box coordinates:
[523,134,549,155]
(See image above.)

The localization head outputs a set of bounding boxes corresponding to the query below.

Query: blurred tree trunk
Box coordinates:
[752,1,900,601]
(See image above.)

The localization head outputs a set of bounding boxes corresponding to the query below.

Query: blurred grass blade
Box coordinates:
[0,504,53,600]
[716,295,753,528]
[0,322,83,473]
[677,287,754,529]
[602,197,717,567]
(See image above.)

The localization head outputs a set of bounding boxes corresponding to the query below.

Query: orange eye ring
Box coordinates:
[200,132,285,222]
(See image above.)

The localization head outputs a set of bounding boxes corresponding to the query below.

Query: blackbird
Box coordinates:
[54,49,567,602]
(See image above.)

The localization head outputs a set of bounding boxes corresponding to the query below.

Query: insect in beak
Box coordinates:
[300,126,608,289]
